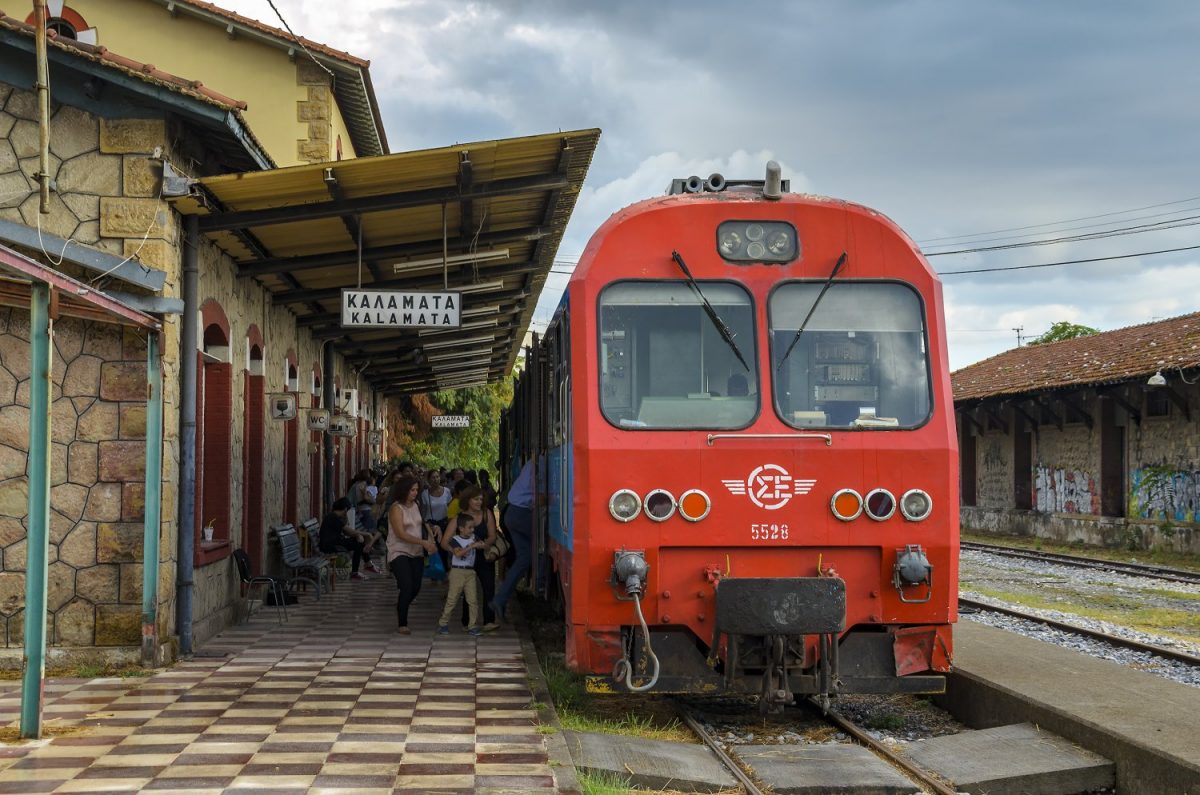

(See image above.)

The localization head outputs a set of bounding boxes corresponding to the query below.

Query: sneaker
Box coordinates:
[397,626,410,635]
[364,561,381,574]
[482,622,500,632]
[350,572,366,580]
[437,625,450,635]
[467,627,483,637]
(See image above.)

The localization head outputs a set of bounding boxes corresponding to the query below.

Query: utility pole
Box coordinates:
[1012,326,1025,347]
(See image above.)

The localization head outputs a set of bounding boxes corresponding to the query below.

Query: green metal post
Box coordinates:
[20,283,52,739]
[141,332,163,666]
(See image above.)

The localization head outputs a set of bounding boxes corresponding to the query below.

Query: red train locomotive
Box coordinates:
[501,164,957,710]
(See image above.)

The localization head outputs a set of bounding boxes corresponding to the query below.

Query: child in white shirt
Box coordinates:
[437,519,484,636]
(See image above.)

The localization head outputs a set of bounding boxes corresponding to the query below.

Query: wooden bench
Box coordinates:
[271,523,330,598]
[297,518,346,591]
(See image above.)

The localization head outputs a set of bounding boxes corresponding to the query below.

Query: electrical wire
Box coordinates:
[925,213,1200,257]
[264,0,336,83]
[916,194,1200,244]
[612,593,660,692]
[936,243,1200,275]
[921,204,1200,250]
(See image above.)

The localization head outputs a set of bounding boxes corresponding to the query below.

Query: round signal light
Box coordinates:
[864,488,897,521]
[678,489,711,522]
[643,489,677,522]
[609,489,641,522]
[831,488,863,521]
[900,489,933,521]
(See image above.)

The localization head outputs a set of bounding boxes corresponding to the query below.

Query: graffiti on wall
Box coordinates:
[1130,467,1200,523]
[1034,465,1099,514]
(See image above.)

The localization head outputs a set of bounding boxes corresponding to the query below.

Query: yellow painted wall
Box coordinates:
[72,0,361,166]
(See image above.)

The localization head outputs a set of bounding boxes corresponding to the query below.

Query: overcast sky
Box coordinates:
[227,0,1200,370]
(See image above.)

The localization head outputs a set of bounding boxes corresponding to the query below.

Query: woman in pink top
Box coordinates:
[387,475,436,634]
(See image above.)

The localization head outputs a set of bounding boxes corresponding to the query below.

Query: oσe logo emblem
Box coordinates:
[722,464,816,511]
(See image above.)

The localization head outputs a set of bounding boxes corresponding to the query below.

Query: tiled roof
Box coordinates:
[169,0,369,68]
[952,311,1200,402]
[0,13,247,110]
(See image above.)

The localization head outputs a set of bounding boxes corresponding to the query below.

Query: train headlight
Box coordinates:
[900,489,933,521]
[865,488,897,521]
[831,488,863,521]
[609,489,642,522]
[643,489,677,522]
[716,221,798,263]
[678,489,711,522]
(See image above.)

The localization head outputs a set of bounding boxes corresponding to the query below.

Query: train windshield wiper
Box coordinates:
[776,251,847,371]
[671,250,749,372]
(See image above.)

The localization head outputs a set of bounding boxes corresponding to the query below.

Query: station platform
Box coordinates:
[942,620,1200,794]
[0,575,569,794]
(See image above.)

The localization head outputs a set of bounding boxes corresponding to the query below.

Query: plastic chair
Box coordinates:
[234,548,287,624]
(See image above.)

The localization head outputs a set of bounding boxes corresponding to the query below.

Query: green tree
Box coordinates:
[1028,321,1099,345]
[403,376,514,475]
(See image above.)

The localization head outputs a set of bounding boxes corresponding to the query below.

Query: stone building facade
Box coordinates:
[0,61,380,662]
[955,314,1200,555]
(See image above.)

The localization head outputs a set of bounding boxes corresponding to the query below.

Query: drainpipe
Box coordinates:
[323,341,335,513]
[141,331,163,666]
[176,216,199,656]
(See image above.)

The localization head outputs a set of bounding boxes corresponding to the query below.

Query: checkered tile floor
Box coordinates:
[0,573,562,793]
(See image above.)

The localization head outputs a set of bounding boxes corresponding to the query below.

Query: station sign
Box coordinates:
[341,289,461,328]
[432,415,470,428]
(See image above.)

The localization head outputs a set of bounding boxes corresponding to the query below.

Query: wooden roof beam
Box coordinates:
[1096,386,1142,427]
[243,226,547,278]
[200,174,569,233]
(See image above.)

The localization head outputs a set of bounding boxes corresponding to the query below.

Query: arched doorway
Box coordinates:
[196,301,232,566]
[242,328,265,573]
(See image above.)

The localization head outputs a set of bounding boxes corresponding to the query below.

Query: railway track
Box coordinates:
[959,596,1200,666]
[961,540,1200,585]
[678,701,959,795]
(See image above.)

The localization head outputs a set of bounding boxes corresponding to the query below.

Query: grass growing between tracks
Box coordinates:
[966,584,1200,643]
[961,531,1200,574]
[521,594,693,743]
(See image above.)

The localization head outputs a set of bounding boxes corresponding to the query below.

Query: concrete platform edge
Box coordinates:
[936,669,1200,795]
[516,600,583,795]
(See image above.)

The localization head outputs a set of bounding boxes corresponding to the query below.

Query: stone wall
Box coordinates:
[296,60,333,164]
[0,314,152,650]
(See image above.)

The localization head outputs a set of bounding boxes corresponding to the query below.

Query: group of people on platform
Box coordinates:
[318,460,534,636]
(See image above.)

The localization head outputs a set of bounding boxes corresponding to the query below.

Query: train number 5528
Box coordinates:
[750,523,789,540]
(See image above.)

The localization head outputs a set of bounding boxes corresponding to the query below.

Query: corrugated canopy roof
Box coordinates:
[170,129,600,394]
[952,311,1200,402]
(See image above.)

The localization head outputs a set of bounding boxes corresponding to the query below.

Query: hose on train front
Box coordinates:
[613,592,660,692]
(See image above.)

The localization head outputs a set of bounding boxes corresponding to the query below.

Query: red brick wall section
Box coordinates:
[284,413,298,524]
[242,372,265,573]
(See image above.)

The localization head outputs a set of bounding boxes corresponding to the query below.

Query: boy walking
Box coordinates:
[438,517,484,636]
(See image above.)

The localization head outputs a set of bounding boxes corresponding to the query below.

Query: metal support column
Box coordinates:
[177,215,199,656]
[141,332,163,666]
[20,283,52,739]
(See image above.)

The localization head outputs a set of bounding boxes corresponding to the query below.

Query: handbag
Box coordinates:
[485,530,511,562]
[424,549,447,579]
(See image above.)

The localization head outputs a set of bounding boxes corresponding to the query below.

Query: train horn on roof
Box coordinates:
[704,172,726,192]
[684,175,705,193]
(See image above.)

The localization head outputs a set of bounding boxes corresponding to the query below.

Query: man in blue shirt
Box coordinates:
[491,458,534,621]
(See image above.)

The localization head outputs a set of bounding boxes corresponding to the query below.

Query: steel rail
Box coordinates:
[813,699,961,795]
[959,597,1200,666]
[961,541,1200,585]
[678,709,766,795]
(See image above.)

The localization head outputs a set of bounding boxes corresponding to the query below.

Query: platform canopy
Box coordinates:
[170,129,599,394]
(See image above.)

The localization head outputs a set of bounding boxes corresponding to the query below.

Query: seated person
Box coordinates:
[319,498,379,579]
[726,373,749,396]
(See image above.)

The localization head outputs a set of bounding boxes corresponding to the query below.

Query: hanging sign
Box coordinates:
[329,415,357,436]
[341,289,461,328]
[307,409,331,432]
[269,394,297,420]
[432,415,470,428]
[368,430,383,445]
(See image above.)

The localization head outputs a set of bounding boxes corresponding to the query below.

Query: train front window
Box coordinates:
[769,282,931,429]
[599,281,758,430]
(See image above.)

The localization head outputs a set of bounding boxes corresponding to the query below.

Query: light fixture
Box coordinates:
[417,318,499,336]
[392,248,510,272]
[457,279,507,294]
[1147,371,1167,387]
[421,335,495,349]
